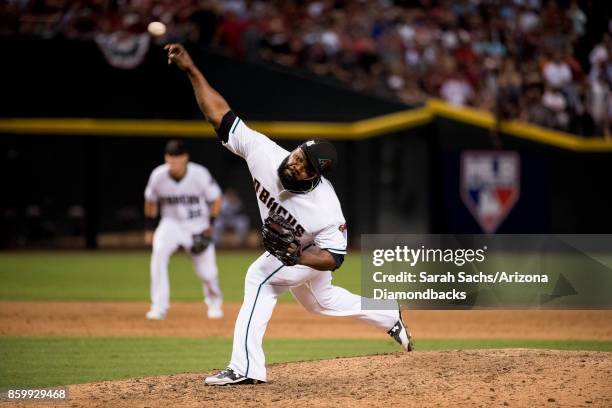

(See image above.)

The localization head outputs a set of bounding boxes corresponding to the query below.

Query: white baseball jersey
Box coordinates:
[144,162,221,233]
[222,117,347,257]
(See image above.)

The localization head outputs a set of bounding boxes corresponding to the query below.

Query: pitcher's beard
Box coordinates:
[279,166,295,183]
[277,156,319,193]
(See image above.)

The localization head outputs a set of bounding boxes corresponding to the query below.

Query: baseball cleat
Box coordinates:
[204,367,265,386]
[207,305,224,319]
[145,309,166,320]
[388,316,413,352]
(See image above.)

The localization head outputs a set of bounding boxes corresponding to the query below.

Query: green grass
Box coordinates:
[0,251,361,302]
[1,336,610,388]
[0,336,399,388]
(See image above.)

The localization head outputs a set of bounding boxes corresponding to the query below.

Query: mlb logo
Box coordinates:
[461,151,520,233]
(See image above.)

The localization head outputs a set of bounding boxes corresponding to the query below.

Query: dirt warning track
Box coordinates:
[1,301,611,340]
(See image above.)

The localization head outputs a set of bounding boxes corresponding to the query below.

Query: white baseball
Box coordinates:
[147,21,166,37]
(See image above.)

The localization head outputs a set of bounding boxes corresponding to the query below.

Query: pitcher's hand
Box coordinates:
[165,44,195,72]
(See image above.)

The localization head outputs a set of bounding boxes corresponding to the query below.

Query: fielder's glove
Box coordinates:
[191,230,212,255]
[262,212,302,266]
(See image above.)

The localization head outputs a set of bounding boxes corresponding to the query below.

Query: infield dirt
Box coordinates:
[4,349,611,407]
[1,301,611,340]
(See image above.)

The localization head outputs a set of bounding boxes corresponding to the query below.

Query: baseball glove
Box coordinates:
[191,230,212,255]
[262,212,301,266]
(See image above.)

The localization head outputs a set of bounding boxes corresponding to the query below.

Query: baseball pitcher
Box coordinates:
[165,44,412,385]
[144,139,224,320]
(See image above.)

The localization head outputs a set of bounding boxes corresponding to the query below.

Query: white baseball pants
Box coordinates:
[150,218,222,314]
[228,252,399,382]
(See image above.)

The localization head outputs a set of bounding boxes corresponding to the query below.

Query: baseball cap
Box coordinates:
[165,139,187,156]
[300,140,337,176]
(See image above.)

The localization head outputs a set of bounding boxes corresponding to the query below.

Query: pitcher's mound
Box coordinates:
[58,349,612,407]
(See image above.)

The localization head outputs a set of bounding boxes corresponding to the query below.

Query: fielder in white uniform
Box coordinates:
[144,139,224,320]
[164,43,412,385]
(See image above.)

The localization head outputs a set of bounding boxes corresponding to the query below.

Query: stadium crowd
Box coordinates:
[1,0,611,136]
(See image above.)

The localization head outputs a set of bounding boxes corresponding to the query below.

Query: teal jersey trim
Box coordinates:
[231,118,241,134]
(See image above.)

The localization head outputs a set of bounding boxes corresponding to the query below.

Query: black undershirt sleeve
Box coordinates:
[214,110,237,143]
[326,250,345,271]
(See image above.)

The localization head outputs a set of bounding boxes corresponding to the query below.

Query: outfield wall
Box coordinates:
[430,116,612,234]
[2,117,612,249]
[0,129,430,247]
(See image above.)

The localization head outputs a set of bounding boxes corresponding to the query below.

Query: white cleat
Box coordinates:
[207,305,224,319]
[388,312,413,352]
[145,309,166,320]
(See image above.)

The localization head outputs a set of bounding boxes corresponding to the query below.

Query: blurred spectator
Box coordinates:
[587,33,612,137]
[542,85,569,130]
[543,52,573,89]
[496,58,523,120]
[440,75,474,107]
[588,70,611,137]
[589,33,610,72]
[211,9,248,57]
[566,1,587,38]
[2,0,611,137]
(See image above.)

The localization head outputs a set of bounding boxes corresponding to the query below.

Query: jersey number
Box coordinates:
[188,209,201,219]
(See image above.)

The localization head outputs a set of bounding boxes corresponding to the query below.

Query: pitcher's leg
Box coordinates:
[227,257,319,382]
[228,255,286,382]
[290,271,399,331]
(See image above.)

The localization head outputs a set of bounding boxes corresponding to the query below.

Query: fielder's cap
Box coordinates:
[300,139,337,176]
[165,139,187,156]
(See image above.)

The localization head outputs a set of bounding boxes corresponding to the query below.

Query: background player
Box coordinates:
[144,139,224,320]
[164,43,412,385]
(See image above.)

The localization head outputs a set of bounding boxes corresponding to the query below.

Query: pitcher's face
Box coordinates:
[279,148,316,182]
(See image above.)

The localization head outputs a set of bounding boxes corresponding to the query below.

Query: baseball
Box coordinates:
[147,21,166,37]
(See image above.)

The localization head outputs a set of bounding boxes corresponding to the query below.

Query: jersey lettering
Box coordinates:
[259,188,270,203]
[253,177,305,237]
[159,195,200,205]
[287,215,297,227]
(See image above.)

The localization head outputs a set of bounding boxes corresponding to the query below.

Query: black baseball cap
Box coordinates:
[300,139,337,176]
[165,139,187,156]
